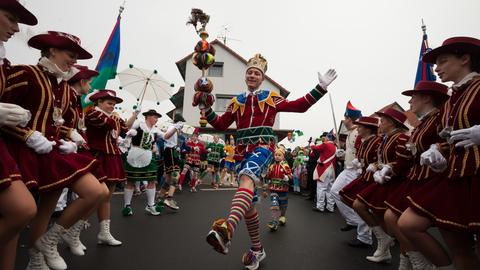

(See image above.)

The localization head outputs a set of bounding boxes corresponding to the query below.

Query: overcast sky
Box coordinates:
[8,0,480,138]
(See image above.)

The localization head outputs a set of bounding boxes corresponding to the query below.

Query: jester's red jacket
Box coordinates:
[205,87,327,160]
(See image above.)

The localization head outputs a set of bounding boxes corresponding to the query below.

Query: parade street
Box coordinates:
[15,186,408,270]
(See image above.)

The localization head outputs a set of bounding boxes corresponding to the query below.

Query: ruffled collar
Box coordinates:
[38,57,76,82]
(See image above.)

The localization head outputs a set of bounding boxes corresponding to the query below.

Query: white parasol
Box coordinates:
[117,65,175,107]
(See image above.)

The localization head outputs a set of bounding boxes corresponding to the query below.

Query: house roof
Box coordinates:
[175,39,290,98]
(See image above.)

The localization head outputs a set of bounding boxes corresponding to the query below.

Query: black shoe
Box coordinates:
[340,224,357,232]
[347,239,372,248]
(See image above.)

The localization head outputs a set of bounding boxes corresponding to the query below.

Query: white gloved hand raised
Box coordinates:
[317,69,338,90]
[58,139,77,154]
[420,144,447,173]
[366,163,377,173]
[449,125,480,148]
[284,175,290,182]
[69,129,86,146]
[126,129,138,137]
[26,131,56,154]
[0,102,31,127]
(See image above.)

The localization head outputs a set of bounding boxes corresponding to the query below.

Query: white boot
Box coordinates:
[97,219,122,246]
[25,248,50,270]
[398,253,413,270]
[365,226,393,263]
[34,223,67,270]
[407,251,434,270]
[371,226,394,256]
[61,220,85,256]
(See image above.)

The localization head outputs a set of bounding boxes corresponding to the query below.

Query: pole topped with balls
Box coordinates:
[187,8,216,127]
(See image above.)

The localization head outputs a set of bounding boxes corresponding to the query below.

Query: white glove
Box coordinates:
[304,156,309,162]
[380,165,392,177]
[420,144,447,173]
[69,129,86,146]
[284,175,289,182]
[134,105,142,114]
[174,122,184,131]
[449,125,480,148]
[26,131,56,154]
[373,171,385,184]
[126,129,138,137]
[336,148,345,158]
[58,139,77,154]
[351,158,362,169]
[317,69,338,90]
[0,102,31,127]
[207,148,212,152]
[194,146,199,152]
[366,163,377,173]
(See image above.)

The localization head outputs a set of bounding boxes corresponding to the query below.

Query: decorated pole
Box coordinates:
[187,8,216,127]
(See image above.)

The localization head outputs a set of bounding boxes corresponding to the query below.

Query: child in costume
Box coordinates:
[179,128,206,192]
[263,147,292,231]
[292,147,306,193]
[206,135,225,188]
[221,135,237,186]
[123,109,163,216]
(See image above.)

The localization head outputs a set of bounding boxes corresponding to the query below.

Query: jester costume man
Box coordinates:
[199,53,337,269]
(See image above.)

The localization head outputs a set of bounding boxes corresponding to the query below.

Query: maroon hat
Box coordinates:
[375,108,408,130]
[68,65,99,84]
[89,90,123,104]
[28,31,92,59]
[423,36,480,64]
[401,80,450,101]
[353,116,379,128]
[0,0,37,26]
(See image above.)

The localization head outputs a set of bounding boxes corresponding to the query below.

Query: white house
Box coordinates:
[173,39,292,140]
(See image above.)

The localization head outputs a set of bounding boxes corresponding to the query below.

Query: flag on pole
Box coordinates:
[82,8,123,108]
[414,21,436,86]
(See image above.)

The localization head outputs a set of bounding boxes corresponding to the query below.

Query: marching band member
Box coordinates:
[400,37,480,270]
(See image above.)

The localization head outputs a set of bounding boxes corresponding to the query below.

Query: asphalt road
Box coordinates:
[15,186,406,270]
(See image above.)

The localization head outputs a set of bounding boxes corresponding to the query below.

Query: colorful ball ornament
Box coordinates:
[199,116,208,127]
[194,77,213,93]
[192,52,215,70]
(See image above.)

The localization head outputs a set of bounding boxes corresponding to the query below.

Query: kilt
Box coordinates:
[125,156,158,182]
[408,175,480,232]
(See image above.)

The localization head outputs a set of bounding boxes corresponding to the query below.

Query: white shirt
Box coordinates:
[160,125,178,149]
[344,127,358,169]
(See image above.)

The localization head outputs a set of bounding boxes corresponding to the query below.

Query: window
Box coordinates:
[208,62,224,77]
[215,94,235,112]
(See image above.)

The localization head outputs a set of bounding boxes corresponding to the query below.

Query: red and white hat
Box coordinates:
[28,31,92,59]
[68,65,99,84]
[423,36,480,64]
[353,116,379,128]
[0,0,37,25]
[375,108,408,130]
[87,89,123,104]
